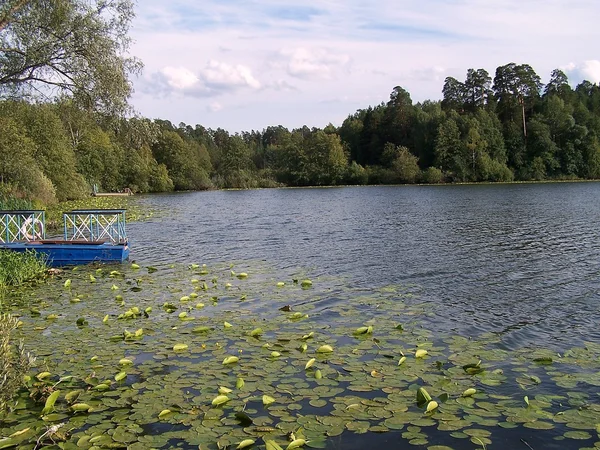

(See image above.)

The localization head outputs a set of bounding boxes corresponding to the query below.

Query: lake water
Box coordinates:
[130,183,600,352]
[6,182,600,450]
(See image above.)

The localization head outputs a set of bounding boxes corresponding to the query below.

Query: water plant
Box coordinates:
[0,250,48,288]
[1,262,600,449]
[0,314,36,413]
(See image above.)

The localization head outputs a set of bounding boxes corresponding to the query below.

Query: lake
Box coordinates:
[3,182,600,449]
[131,183,600,350]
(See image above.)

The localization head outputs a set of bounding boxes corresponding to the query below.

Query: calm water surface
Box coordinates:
[130,183,600,353]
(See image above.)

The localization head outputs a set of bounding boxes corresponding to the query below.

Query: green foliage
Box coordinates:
[0,0,142,117]
[0,117,57,204]
[1,60,600,196]
[344,161,368,185]
[0,250,47,288]
[0,183,32,210]
[422,167,444,184]
[0,313,35,413]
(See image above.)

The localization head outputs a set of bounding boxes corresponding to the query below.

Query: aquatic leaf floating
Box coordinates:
[173,343,189,352]
[415,349,428,358]
[250,327,263,337]
[223,355,239,365]
[462,388,477,397]
[316,345,333,353]
[41,390,60,415]
[286,439,306,449]
[265,440,284,450]
[416,387,432,405]
[262,395,275,406]
[115,372,127,382]
[71,403,91,412]
[353,326,373,335]
[158,409,172,419]
[463,360,483,374]
[237,439,256,449]
[425,400,439,414]
[212,394,230,406]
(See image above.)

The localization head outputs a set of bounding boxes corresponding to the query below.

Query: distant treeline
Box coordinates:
[1,63,600,204]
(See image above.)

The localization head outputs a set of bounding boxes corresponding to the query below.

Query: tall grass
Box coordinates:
[0,250,48,288]
[0,314,36,413]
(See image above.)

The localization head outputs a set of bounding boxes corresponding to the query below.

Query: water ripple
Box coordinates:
[129,183,600,352]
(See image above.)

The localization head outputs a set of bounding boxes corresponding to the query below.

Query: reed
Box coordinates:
[0,314,36,413]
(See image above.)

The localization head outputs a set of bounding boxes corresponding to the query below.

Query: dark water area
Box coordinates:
[130,183,600,354]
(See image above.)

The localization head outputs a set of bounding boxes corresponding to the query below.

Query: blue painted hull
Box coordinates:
[0,242,129,267]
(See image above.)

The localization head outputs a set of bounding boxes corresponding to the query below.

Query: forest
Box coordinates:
[2,2,600,205]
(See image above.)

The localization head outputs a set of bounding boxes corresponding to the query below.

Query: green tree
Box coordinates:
[0,101,87,200]
[383,86,414,148]
[152,130,211,190]
[493,63,543,136]
[464,68,492,110]
[0,117,56,203]
[0,0,142,116]
[544,69,572,99]
[434,115,462,174]
[442,77,465,111]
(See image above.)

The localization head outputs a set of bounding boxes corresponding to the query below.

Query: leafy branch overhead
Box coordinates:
[0,0,142,116]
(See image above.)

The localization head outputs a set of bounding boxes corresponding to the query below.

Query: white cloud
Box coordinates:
[207,102,223,112]
[142,60,262,98]
[159,66,199,90]
[202,60,261,89]
[276,48,350,80]
[563,60,600,84]
[130,0,600,131]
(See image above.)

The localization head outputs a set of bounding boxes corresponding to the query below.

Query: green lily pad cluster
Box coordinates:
[1,262,600,449]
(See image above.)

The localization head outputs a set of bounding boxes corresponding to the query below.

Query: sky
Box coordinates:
[129,0,600,133]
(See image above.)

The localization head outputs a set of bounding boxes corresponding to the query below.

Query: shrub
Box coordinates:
[0,250,48,288]
[422,167,444,184]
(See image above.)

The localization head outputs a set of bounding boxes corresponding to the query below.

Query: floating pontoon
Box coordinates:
[0,209,130,267]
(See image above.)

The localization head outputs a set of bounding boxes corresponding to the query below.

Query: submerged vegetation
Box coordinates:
[1,262,600,449]
[0,250,47,289]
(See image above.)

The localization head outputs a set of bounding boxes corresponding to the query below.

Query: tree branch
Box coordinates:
[0,0,31,32]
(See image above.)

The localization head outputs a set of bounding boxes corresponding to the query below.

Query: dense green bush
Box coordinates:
[0,250,48,288]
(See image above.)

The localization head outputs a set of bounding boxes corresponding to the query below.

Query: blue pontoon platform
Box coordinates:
[0,209,130,267]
